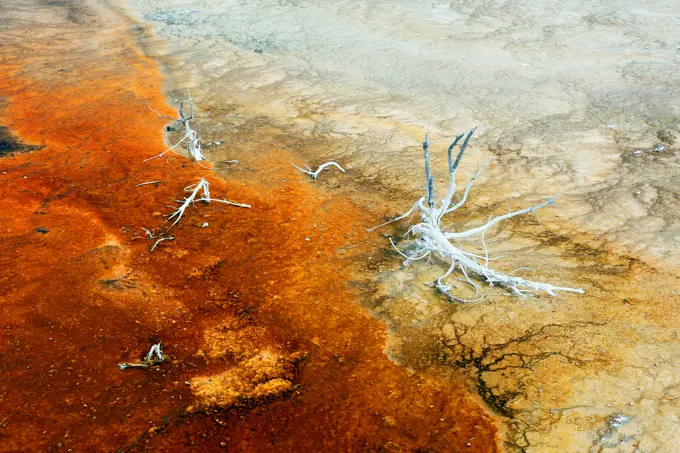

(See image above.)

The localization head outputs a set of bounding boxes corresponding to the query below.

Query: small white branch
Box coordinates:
[150,235,175,252]
[199,197,251,209]
[145,102,173,119]
[291,161,346,180]
[444,196,558,239]
[167,179,206,227]
[144,89,206,163]
[368,198,423,232]
[167,177,250,228]
[119,343,165,370]
[135,180,163,187]
[143,132,190,162]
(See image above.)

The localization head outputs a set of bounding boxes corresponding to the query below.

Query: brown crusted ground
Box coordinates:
[0,5,499,453]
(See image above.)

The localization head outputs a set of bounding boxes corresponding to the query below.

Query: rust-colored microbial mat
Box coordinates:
[0,2,499,452]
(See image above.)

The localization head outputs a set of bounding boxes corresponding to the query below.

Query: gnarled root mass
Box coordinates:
[375,128,583,302]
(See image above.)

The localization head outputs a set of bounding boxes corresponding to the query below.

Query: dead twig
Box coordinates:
[167,177,250,227]
[119,343,165,370]
[291,161,345,180]
[150,236,175,252]
[145,102,173,119]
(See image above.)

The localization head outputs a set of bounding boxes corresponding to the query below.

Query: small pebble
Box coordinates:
[201,222,209,228]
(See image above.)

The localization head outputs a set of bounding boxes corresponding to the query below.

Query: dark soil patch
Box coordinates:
[0,126,42,156]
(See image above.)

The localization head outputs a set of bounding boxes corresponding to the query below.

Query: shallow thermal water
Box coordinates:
[115,1,680,451]
[2,0,680,451]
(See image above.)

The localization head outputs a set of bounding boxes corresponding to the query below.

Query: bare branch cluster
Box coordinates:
[168,177,251,227]
[374,129,583,302]
[144,89,206,162]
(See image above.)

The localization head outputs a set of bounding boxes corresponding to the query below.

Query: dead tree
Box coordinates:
[373,128,583,302]
[291,161,345,179]
[167,177,250,227]
[118,343,165,370]
[144,89,206,162]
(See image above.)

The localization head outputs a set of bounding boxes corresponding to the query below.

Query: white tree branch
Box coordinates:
[118,343,165,370]
[150,236,175,252]
[367,198,423,232]
[135,180,163,187]
[144,89,206,163]
[167,177,250,228]
[143,132,190,162]
[291,161,346,179]
[444,196,558,239]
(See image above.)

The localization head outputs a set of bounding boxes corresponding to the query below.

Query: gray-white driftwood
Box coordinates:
[168,177,250,227]
[118,343,165,370]
[144,89,206,163]
[373,128,583,302]
[291,161,345,180]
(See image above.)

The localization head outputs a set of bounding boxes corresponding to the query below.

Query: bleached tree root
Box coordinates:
[374,128,583,302]
[291,161,345,179]
[149,235,175,252]
[144,89,206,163]
[135,180,163,187]
[118,343,165,370]
[167,177,250,227]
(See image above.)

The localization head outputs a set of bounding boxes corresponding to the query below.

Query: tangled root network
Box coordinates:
[372,128,583,303]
